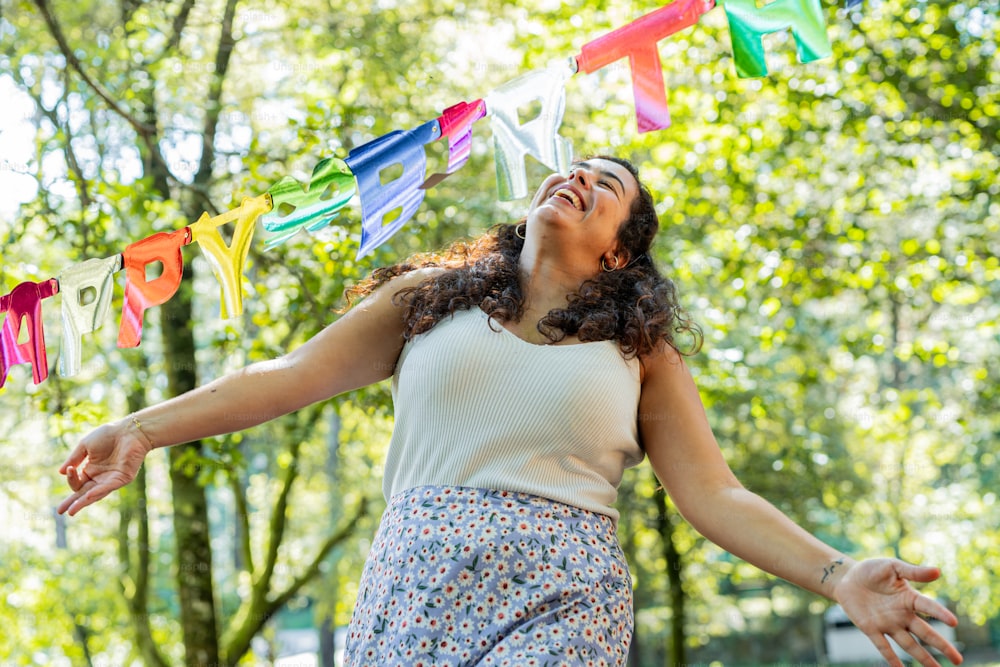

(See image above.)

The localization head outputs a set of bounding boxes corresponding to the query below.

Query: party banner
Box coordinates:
[1,0,847,388]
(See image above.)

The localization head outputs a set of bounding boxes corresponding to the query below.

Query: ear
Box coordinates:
[607,248,631,268]
[602,250,628,271]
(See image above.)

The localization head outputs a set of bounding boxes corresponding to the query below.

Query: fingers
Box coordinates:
[910,616,965,665]
[915,594,959,627]
[59,442,90,475]
[59,464,96,513]
[866,630,905,667]
[894,559,943,584]
[58,480,116,516]
[65,465,91,492]
[866,617,964,667]
[891,627,941,667]
[869,627,949,667]
[56,491,80,515]
[56,489,92,516]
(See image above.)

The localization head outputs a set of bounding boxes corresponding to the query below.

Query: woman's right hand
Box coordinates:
[57,420,154,516]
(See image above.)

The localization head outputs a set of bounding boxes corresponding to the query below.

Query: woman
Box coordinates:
[58,157,962,667]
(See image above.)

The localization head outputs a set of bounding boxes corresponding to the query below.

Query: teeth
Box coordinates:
[553,188,583,211]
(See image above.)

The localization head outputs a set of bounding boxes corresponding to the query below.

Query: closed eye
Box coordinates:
[599,179,622,200]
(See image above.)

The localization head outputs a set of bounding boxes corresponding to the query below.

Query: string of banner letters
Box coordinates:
[0,0,850,388]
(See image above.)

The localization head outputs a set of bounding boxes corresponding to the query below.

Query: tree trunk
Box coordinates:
[127,50,223,659]
[115,373,172,667]
[163,265,221,666]
[653,476,687,667]
[319,408,343,667]
[319,616,337,667]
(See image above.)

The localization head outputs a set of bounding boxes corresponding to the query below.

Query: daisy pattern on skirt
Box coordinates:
[346,486,633,666]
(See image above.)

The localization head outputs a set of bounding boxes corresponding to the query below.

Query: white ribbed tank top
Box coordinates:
[384,306,644,521]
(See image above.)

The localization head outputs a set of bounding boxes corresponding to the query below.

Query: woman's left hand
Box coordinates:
[833,558,963,667]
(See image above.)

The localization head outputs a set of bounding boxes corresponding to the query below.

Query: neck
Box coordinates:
[517,238,596,314]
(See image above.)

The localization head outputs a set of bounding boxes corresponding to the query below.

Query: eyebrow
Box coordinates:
[573,161,626,200]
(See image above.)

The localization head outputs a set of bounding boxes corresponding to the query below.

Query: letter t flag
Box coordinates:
[576,0,716,133]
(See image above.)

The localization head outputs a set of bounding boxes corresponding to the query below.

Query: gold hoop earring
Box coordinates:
[601,256,621,272]
[515,223,526,240]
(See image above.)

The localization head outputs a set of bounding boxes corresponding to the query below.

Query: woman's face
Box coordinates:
[525,158,639,266]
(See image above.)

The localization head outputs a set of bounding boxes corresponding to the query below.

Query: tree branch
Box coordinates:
[258,439,300,588]
[158,0,199,62]
[5,61,96,252]
[31,0,187,193]
[268,496,369,613]
[222,497,369,664]
[57,69,94,212]
[194,0,239,187]
[230,472,254,573]
[31,0,157,138]
[118,467,171,667]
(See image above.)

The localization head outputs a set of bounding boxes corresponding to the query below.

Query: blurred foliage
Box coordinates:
[0,0,997,664]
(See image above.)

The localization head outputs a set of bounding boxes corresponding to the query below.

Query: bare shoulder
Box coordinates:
[282,266,451,400]
[639,341,688,386]
[389,266,448,291]
[351,266,448,314]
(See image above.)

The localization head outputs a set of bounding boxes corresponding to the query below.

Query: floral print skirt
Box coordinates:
[345,486,634,666]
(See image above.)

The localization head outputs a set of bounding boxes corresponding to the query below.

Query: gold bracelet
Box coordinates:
[130,415,155,448]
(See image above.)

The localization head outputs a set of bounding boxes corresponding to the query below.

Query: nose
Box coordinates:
[569,167,591,189]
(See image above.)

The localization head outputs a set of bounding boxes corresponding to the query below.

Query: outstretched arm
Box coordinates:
[58,268,440,515]
[638,345,962,667]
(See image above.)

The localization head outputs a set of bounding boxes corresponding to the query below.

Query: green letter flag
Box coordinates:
[261,157,357,249]
[722,0,832,78]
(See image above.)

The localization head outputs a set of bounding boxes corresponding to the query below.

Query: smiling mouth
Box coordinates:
[552,187,584,211]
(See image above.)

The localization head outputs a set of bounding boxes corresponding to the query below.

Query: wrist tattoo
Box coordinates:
[821,558,845,584]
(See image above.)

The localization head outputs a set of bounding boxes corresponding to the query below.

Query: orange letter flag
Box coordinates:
[118,227,191,348]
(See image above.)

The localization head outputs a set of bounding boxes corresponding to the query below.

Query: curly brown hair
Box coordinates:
[345,156,702,358]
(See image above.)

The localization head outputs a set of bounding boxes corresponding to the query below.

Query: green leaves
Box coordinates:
[2,0,998,662]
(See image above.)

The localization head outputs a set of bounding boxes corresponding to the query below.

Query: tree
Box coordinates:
[2,0,997,664]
